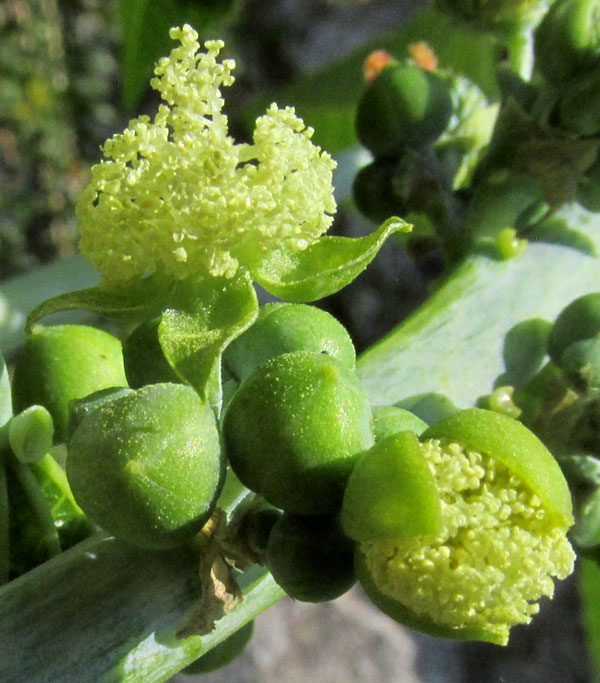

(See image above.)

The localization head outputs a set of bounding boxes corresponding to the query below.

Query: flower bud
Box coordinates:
[356,60,453,157]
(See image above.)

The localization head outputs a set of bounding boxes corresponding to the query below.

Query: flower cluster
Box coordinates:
[76,25,336,286]
[359,437,575,645]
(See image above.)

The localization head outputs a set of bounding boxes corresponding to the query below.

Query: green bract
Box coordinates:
[67,383,223,549]
[356,60,453,157]
[11,325,128,443]
[351,409,575,645]
[223,352,374,515]
[266,513,355,602]
[223,302,356,382]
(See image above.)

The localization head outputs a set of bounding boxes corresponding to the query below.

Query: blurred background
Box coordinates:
[0,1,591,681]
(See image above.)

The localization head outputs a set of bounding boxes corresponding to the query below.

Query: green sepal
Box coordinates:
[341,431,441,542]
[422,408,574,528]
[355,548,506,645]
[8,406,54,464]
[24,274,174,333]
[0,351,11,428]
[158,270,258,406]
[252,218,410,303]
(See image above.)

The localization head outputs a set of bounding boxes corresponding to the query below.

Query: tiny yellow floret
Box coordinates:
[76,25,337,285]
[360,438,575,644]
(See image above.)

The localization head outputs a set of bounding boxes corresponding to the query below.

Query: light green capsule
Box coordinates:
[12,325,128,443]
[223,352,374,515]
[67,383,223,549]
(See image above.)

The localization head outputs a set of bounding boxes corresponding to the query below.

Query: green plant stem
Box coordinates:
[7,454,61,560]
[0,436,9,586]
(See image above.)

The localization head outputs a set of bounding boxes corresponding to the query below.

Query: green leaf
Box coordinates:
[357,203,600,409]
[253,218,409,303]
[0,352,10,428]
[120,0,237,112]
[24,275,173,333]
[159,271,258,405]
[579,558,600,683]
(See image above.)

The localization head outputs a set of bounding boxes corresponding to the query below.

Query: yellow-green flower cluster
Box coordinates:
[76,25,337,286]
[360,438,575,645]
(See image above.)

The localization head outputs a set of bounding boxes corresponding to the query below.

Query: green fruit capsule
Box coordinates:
[372,405,428,441]
[223,352,374,515]
[223,303,356,383]
[560,338,600,391]
[356,60,452,157]
[67,383,223,549]
[182,621,254,675]
[266,513,355,602]
[12,325,128,443]
[350,409,575,645]
[548,293,600,365]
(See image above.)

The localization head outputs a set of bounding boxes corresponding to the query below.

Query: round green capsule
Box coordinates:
[223,303,356,383]
[356,60,453,157]
[67,383,224,549]
[223,352,374,515]
[372,405,428,441]
[266,513,355,602]
[12,324,128,443]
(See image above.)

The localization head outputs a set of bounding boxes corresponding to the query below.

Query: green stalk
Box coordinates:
[0,439,9,586]
[7,455,61,560]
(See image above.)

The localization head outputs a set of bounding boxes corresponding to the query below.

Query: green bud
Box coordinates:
[266,513,355,602]
[12,325,128,443]
[223,352,374,515]
[223,303,355,383]
[356,61,453,157]
[548,293,600,365]
[122,317,181,388]
[534,0,600,84]
[67,383,223,549]
[182,622,254,675]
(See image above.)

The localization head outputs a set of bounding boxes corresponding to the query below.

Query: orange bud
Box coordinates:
[363,50,392,83]
[409,42,438,71]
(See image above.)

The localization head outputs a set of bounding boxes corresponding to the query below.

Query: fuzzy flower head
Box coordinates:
[360,438,575,644]
[343,410,576,645]
[76,25,337,286]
